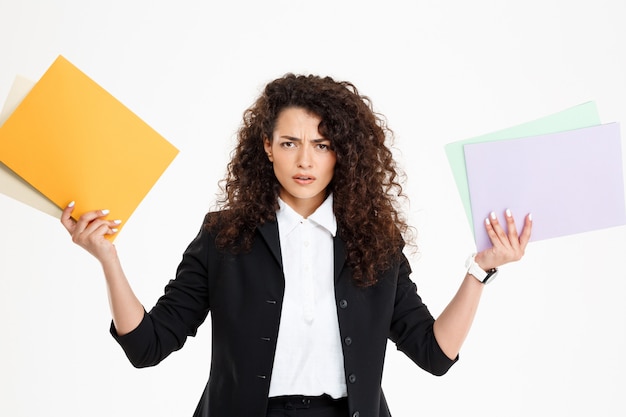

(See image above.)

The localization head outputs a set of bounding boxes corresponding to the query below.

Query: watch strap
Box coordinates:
[465,254,498,284]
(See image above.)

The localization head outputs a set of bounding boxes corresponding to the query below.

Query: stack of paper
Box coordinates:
[445,102,626,251]
[0,55,179,240]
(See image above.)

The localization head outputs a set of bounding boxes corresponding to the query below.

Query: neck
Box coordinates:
[279,194,325,218]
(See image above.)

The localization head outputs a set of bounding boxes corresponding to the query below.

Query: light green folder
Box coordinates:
[444,101,601,234]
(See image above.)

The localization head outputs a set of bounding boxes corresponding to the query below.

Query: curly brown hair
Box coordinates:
[207,73,411,286]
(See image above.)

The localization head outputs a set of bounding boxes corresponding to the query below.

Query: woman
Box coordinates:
[61,74,532,417]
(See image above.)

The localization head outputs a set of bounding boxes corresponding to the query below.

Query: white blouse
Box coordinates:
[268,195,347,399]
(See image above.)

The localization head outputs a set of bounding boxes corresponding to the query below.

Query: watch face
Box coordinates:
[483,269,498,284]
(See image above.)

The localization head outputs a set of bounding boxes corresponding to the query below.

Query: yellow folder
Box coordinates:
[0,75,64,218]
[0,55,179,239]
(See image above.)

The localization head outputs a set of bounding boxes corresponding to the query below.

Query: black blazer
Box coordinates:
[112,214,457,417]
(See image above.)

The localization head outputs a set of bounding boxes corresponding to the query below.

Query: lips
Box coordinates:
[293,174,315,184]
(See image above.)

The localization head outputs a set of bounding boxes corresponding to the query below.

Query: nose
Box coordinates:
[297,144,312,168]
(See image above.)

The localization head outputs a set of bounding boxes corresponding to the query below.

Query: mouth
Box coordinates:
[293,174,316,184]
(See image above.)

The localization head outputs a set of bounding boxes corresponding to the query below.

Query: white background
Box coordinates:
[1,1,625,416]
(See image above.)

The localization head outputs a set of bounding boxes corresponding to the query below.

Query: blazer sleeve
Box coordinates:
[388,255,458,376]
[110,218,212,368]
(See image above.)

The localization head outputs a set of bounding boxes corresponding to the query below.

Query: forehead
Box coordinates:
[274,107,322,134]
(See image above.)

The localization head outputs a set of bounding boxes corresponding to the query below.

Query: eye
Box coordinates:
[280,141,296,149]
[315,142,333,152]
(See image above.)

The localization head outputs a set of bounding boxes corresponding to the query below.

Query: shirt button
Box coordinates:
[344,337,352,346]
[339,299,348,309]
[352,411,360,417]
[348,374,357,383]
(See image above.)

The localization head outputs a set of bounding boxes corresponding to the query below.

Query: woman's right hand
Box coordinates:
[60,201,121,263]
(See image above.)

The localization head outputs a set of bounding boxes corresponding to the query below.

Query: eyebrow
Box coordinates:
[279,135,330,143]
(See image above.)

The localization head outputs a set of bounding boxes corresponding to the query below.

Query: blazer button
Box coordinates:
[344,337,352,346]
[339,299,348,309]
[352,411,360,417]
[348,374,357,383]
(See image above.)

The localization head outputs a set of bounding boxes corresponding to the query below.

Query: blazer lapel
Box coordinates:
[333,235,347,282]
[257,220,282,267]
[258,219,347,280]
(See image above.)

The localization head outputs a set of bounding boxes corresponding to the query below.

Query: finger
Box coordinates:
[73,219,120,248]
[60,201,77,233]
[484,214,503,248]
[90,221,119,237]
[518,213,533,249]
[504,209,520,249]
[73,209,111,235]
[487,211,511,248]
[81,217,121,238]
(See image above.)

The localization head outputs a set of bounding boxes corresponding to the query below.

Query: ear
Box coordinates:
[263,136,273,162]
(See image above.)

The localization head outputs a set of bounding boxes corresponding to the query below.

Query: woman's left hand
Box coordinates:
[474,209,532,271]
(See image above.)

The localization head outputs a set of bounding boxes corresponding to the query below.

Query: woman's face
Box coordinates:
[264,107,336,218]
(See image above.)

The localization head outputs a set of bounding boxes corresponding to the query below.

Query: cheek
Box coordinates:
[271,157,292,181]
[325,156,337,177]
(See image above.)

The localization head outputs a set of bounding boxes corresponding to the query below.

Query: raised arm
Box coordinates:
[60,201,144,335]
[433,210,532,359]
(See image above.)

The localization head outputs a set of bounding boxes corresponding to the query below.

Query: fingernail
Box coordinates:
[113,219,122,225]
[490,212,497,220]
[485,217,491,225]
[111,228,118,233]
[101,209,110,215]
[528,213,533,221]
[505,208,512,217]
[68,201,75,208]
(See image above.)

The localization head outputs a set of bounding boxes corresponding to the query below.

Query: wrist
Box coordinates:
[98,246,120,268]
[473,252,494,271]
[465,253,499,285]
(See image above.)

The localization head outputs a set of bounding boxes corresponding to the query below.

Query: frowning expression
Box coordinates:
[264,107,336,217]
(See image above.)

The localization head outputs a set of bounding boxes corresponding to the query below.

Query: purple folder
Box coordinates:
[464,123,626,251]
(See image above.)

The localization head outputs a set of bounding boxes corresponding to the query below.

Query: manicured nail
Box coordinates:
[485,217,491,226]
[490,212,497,220]
[68,201,75,208]
[113,219,122,225]
[528,213,533,221]
[111,228,118,233]
[505,208,512,217]
[101,209,110,215]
